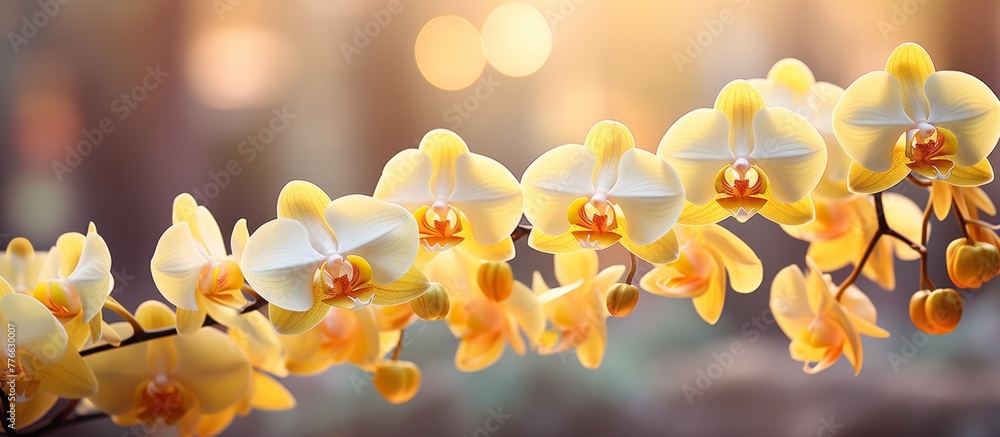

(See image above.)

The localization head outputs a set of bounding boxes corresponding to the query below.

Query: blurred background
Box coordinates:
[3,0,1000,435]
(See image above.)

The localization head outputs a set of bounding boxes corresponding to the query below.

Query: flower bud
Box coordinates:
[477,261,513,302]
[606,283,639,317]
[373,360,421,404]
[946,238,1000,288]
[909,288,963,335]
[410,283,450,321]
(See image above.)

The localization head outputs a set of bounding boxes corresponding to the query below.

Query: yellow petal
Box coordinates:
[884,42,935,121]
[925,71,1000,167]
[501,281,544,345]
[456,232,515,262]
[419,129,471,199]
[55,231,85,278]
[84,340,151,414]
[677,200,729,225]
[699,225,762,293]
[948,158,994,187]
[806,238,854,272]
[575,323,607,369]
[240,219,325,312]
[584,120,635,192]
[520,144,597,236]
[449,152,524,245]
[847,136,910,194]
[749,107,827,203]
[930,181,953,221]
[373,148,435,211]
[67,223,113,323]
[151,222,208,311]
[250,372,296,410]
[455,331,505,372]
[833,71,913,172]
[35,347,98,398]
[769,264,813,338]
[325,195,419,286]
[528,228,587,254]
[766,58,816,95]
[172,328,252,414]
[714,80,767,155]
[276,180,337,254]
[370,264,431,306]
[759,193,815,226]
[1,294,67,365]
[176,305,207,336]
[657,108,734,205]
[838,286,890,338]
[607,149,685,245]
[883,193,924,261]
[231,218,249,264]
[554,250,598,287]
[12,392,57,430]
[268,302,331,335]
[691,262,726,324]
[619,226,680,265]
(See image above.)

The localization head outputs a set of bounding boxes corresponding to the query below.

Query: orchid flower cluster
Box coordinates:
[2,42,999,435]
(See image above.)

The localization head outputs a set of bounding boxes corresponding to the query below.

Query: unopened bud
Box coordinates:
[909,288,963,335]
[946,238,1000,289]
[606,283,639,317]
[410,283,450,321]
[373,360,421,404]
[477,261,513,302]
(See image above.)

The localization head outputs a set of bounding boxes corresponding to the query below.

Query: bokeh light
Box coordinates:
[185,26,300,109]
[481,2,552,77]
[414,15,486,91]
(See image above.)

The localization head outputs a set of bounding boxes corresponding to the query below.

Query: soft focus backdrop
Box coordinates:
[3,0,1000,436]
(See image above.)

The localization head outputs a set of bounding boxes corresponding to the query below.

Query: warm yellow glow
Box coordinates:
[414,16,485,91]
[185,26,299,109]
[481,3,552,77]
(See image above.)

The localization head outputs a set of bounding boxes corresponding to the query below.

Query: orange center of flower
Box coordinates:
[567,196,621,249]
[316,255,374,308]
[414,204,465,251]
[196,259,246,308]
[714,164,769,223]
[134,375,190,425]
[906,127,956,179]
[31,280,82,322]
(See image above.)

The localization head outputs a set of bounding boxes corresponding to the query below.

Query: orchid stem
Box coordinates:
[966,218,1000,230]
[625,251,638,285]
[920,199,936,290]
[104,296,146,339]
[391,330,404,361]
[953,200,975,243]
[510,224,532,243]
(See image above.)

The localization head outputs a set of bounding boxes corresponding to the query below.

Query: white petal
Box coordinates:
[925,71,1000,167]
[240,219,325,312]
[325,195,418,285]
[172,194,227,259]
[1,294,67,365]
[67,224,114,323]
[373,149,435,212]
[749,107,828,203]
[448,153,524,245]
[520,144,596,235]
[150,223,208,311]
[832,71,914,172]
[607,149,685,246]
[657,108,734,205]
[231,218,249,264]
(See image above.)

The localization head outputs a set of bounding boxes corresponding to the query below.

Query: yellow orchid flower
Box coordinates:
[0,278,98,429]
[658,80,827,225]
[532,250,624,369]
[782,193,922,290]
[194,311,295,437]
[833,42,1000,192]
[0,224,114,348]
[239,181,431,335]
[151,193,251,335]
[279,306,393,375]
[770,260,889,374]
[640,224,762,325]
[750,59,853,200]
[521,120,686,264]
[430,249,560,372]
[928,181,995,222]
[374,129,523,262]
[84,301,251,435]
